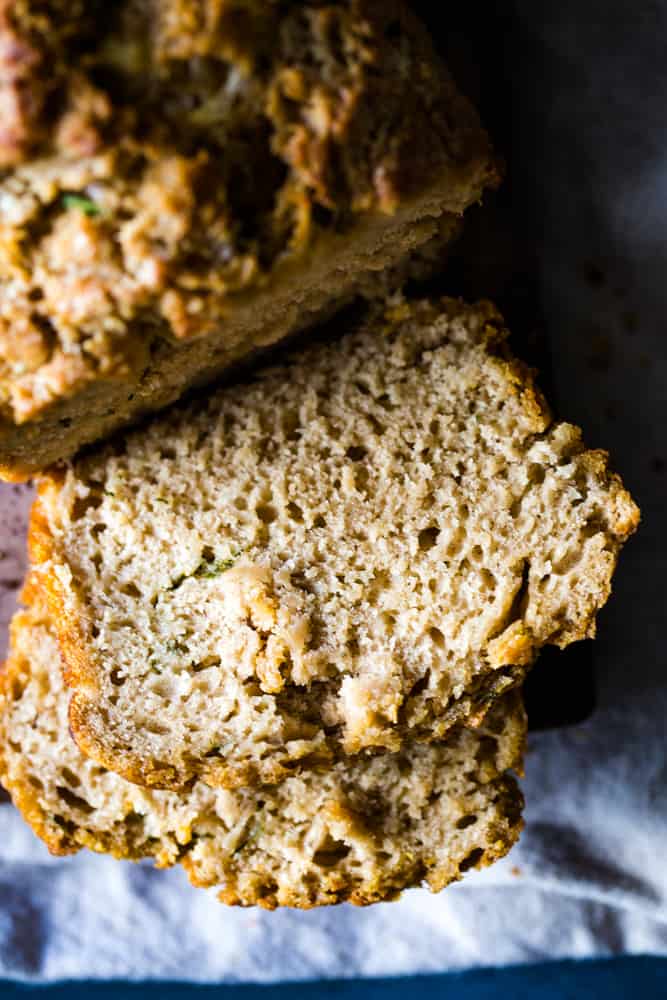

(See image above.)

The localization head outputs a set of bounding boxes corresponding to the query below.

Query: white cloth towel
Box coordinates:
[1,0,666,981]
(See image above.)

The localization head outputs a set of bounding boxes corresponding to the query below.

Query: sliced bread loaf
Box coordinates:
[0,0,495,480]
[31,297,638,790]
[0,582,525,909]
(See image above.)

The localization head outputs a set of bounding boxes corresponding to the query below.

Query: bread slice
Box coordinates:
[0,582,525,909]
[0,1,496,480]
[30,297,639,790]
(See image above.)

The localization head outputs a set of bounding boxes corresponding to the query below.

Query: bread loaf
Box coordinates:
[0,0,496,479]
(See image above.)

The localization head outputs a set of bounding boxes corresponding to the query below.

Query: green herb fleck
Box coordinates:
[195,548,242,578]
[147,654,163,673]
[62,193,101,217]
[103,490,115,498]
[167,549,241,591]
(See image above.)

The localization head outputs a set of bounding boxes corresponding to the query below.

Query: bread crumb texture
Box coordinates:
[0,0,497,478]
[0,587,525,908]
[30,297,639,789]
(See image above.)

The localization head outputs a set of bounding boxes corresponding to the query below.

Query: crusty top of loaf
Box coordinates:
[0,0,497,428]
[31,297,639,790]
[0,581,525,909]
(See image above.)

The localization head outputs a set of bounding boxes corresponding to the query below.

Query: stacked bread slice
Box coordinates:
[0,579,526,908]
[0,2,639,910]
[1,296,638,906]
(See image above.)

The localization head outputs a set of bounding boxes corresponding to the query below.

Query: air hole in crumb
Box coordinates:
[110,668,125,686]
[313,514,325,528]
[475,736,499,765]
[355,467,370,491]
[257,504,277,524]
[368,414,385,435]
[282,408,301,439]
[346,445,367,462]
[201,545,215,563]
[428,627,445,649]
[287,501,303,522]
[313,836,351,868]
[418,527,439,550]
[484,713,506,736]
[56,786,94,815]
[233,496,247,511]
[71,494,103,520]
[91,623,100,639]
[408,670,431,699]
[509,497,523,519]
[583,517,604,538]
[369,570,389,600]
[470,544,483,563]
[52,815,76,834]
[120,581,141,599]
[528,463,546,485]
[192,656,221,673]
[456,814,478,830]
[381,611,397,629]
[142,720,169,735]
[552,550,582,575]
[355,381,371,396]
[459,847,484,872]
[61,767,81,788]
[290,569,309,590]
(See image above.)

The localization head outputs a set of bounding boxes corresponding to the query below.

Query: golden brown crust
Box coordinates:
[0,200,466,479]
[30,487,102,698]
[0,1,498,478]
